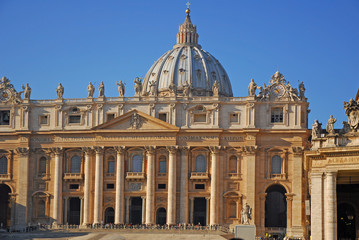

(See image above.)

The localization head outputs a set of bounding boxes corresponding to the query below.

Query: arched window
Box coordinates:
[132,155,142,172]
[38,199,46,217]
[159,156,167,174]
[39,157,47,175]
[229,156,237,173]
[271,155,282,174]
[108,156,115,173]
[195,155,206,172]
[70,155,81,173]
[0,156,8,174]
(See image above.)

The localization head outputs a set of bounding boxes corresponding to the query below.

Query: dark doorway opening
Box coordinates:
[105,207,115,224]
[337,184,359,240]
[265,184,287,228]
[0,184,11,228]
[130,197,142,225]
[156,207,166,225]
[68,197,81,225]
[193,197,206,225]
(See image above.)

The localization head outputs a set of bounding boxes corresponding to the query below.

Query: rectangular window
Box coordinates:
[107,113,115,122]
[271,108,283,123]
[229,113,239,123]
[39,115,49,125]
[195,184,205,189]
[108,161,115,173]
[158,113,167,122]
[194,113,206,123]
[69,184,79,189]
[0,110,10,125]
[0,156,8,174]
[107,184,115,189]
[158,184,166,189]
[69,115,81,124]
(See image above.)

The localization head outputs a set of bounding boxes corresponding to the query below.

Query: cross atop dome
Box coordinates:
[175,2,199,47]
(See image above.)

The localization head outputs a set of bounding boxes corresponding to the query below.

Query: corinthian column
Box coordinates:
[209,146,220,225]
[82,147,92,226]
[14,147,30,230]
[179,147,189,224]
[51,147,63,226]
[145,146,156,225]
[114,146,126,224]
[167,146,178,225]
[93,147,104,225]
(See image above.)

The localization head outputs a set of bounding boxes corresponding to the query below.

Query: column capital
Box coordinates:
[50,147,63,156]
[179,146,190,153]
[167,146,178,154]
[311,172,324,178]
[82,147,93,154]
[114,146,126,154]
[292,146,304,156]
[285,193,294,201]
[14,147,29,156]
[209,146,221,154]
[145,146,156,154]
[326,170,338,177]
[94,146,104,154]
[242,145,258,155]
[141,196,146,200]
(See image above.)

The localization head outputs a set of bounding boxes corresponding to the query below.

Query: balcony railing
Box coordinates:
[0,173,11,181]
[190,172,209,181]
[105,173,115,178]
[63,173,83,180]
[226,173,242,180]
[270,173,287,180]
[126,172,145,180]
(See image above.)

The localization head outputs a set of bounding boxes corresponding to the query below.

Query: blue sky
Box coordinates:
[1,0,358,127]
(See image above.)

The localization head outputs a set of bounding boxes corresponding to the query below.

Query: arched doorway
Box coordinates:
[104,207,115,224]
[0,184,11,228]
[156,207,166,225]
[338,203,356,240]
[265,184,287,228]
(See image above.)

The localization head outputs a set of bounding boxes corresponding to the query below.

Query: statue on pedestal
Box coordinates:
[312,120,322,139]
[23,83,31,99]
[212,80,219,97]
[87,82,95,98]
[248,79,257,96]
[326,115,337,135]
[56,83,64,99]
[298,81,305,99]
[116,80,125,97]
[98,81,105,97]
[134,77,142,96]
[241,203,252,225]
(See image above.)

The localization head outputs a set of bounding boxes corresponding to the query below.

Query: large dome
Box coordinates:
[141,9,233,97]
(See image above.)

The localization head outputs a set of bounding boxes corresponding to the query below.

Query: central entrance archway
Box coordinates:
[265,184,287,228]
[68,197,81,225]
[0,184,11,228]
[193,197,206,225]
[130,197,142,225]
[156,207,166,225]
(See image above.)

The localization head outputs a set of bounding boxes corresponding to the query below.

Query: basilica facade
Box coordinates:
[0,8,310,238]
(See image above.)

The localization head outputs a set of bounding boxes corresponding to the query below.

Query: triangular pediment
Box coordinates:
[93,110,179,131]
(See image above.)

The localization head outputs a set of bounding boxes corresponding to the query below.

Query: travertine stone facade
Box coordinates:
[0,8,309,238]
[306,90,359,240]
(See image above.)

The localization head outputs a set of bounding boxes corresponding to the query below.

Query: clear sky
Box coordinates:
[1,0,358,128]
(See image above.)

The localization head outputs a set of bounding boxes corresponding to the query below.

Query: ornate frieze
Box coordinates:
[15,147,29,156]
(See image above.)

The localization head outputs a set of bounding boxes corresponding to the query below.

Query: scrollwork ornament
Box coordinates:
[114,146,126,154]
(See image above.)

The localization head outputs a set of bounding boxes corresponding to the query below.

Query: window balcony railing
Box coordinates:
[0,173,11,181]
[63,173,83,180]
[226,173,242,180]
[126,172,145,180]
[270,173,287,180]
[190,172,209,181]
[37,173,50,180]
[105,173,115,178]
